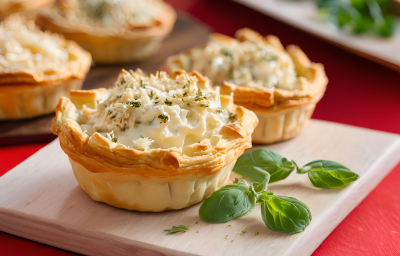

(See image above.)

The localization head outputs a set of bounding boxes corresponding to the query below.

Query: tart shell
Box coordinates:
[36,2,177,64]
[0,42,92,120]
[52,85,258,212]
[160,28,328,144]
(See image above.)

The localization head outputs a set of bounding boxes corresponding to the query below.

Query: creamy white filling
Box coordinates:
[0,15,69,74]
[79,70,234,150]
[191,39,299,90]
[50,0,162,28]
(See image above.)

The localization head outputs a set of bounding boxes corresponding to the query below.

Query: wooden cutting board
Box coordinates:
[0,120,399,256]
[0,12,210,145]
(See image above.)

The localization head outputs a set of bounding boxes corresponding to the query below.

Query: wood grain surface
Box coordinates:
[0,120,399,256]
[0,12,210,145]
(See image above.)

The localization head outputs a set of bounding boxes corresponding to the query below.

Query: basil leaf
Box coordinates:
[233,149,296,183]
[260,194,312,234]
[301,160,359,188]
[164,225,188,234]
[199,181,256,223]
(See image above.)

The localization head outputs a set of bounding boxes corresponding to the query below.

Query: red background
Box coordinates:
[1,0,400,255]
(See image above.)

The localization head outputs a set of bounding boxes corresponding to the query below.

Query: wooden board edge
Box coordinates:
[0,208,195,256]
[285,139,400,256]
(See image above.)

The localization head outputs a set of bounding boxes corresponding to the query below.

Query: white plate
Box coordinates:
[235,0,400,72]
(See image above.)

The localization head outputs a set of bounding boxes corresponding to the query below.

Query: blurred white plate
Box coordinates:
[235,0,400,72]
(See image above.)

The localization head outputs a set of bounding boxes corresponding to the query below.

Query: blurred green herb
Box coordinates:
[317,0,396,37]
[164,225,188,234]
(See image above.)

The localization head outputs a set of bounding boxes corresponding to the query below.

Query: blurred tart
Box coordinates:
[0,14,91,120]
[52,69,258,212]
[161,28,328,144]
[37,0,176,63]
[0,0,54,20]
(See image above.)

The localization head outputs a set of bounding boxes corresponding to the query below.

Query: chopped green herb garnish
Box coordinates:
[130,101,141,108]
[111,137,118,143]
[110,115,116,119]
[165,101,172,106]
[164,225,188,234]
[140,80,146,88]
[158,114,169,123]
[94,1,106,18]
[221,48,232,57]
[255,232,259,236]
[229,112,237,122]
[120,77,126,84]
[263,56,278,62]
[199,104,209,108]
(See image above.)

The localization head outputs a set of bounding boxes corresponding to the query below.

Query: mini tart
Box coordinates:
[52,69,258,212]
[37,0,176,64]
[0,14,92,120]
[161,28,328,144]
[0,0,54,20]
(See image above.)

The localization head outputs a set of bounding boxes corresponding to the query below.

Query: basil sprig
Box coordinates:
[233,149,359,188]
[199,174,312,234]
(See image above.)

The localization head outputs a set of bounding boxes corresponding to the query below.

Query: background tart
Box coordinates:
[52,69,258,212]
[36,0,176,64]
[0,14,92,120]
[0,0,54,20]
[161,28,328,144]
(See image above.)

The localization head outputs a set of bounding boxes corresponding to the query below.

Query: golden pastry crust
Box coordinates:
[161,28,328,143]
[0,0,54,20]
[52,70,258,211]
[0,15,92,120]
[36,1,176,63]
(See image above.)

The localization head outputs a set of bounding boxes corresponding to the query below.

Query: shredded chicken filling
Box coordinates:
[0,15,69,75]
[79,70,234,150]
[49,0,163,29]
[190,38,300,90]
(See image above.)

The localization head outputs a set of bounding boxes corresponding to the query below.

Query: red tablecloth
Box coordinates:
[1,0,400,255]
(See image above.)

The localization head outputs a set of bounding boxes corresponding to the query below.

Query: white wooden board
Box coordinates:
[235,0,400,72]
[0,120,400,256]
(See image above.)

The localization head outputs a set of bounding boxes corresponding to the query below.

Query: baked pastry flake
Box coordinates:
[161,28,328,144]
[52,69,258,212]
[0,14,92,120]
[37,0,176,63]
